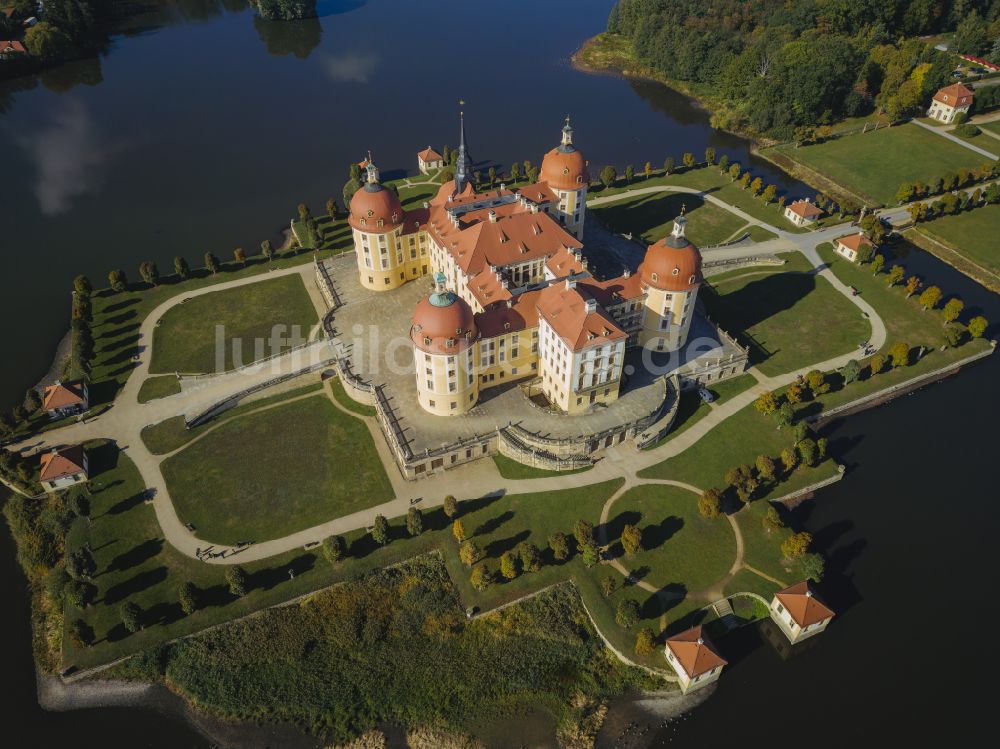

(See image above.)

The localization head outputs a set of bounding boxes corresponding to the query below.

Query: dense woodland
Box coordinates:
[607,0,1000,138]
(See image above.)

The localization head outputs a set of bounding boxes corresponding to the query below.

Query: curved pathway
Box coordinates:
[12,194,887,566]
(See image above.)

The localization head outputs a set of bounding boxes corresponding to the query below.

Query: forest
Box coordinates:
[607,0,1000,138]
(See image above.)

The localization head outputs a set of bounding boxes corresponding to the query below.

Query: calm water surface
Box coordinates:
[0,2,996,747]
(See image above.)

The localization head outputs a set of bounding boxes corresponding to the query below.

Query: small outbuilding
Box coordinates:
[769,581,835,645]
[1,39,27,57]
[417,146,444,174]
[39,445,89,492]
[784,199,823,227]
[664,625,727,693]
[927,83,974,124]
[41,380,89,417]
[834,232,873,263]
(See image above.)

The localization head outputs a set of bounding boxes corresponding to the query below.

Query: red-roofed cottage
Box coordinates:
[417,146,444,174]
[39,445,89,492]
[834,232,873,263]
[770,581,835,644]
[41,380,89,417]
[927,83,974,124]
[665,625,727,693]
[783,199,823,228]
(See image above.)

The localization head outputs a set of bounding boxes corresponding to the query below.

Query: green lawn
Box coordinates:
[735,500,809,584]
[769,124,988,205]
[643,373,757,451]
[149,274,319,375]
[136,375,181,404]
[702,264,870,377]
[161,395,392,544]
[591,191,746,247]
[490,453,592,480]
[981,120,1000,137]
[607,485,735,593]
[722,567,781,600]
[328,377,377,417]
[914,203,1000,276]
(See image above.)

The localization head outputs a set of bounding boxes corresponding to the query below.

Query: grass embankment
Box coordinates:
[327,377,377,417]
[114,557,655,745]
[591,192,747,247]
[161,396,393,544]
[981,120,1000,137]
[491,453,592,480]
[140,382,324,455]
[907,203,1000,291]
[702,256,871,377]
[136,375,180,403]
[149,274,319,374]
[643,373,757,450]
[766,124,989,206]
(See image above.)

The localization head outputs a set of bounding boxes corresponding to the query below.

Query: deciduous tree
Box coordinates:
[548,532,569,561]
[755,454,777,482]
[601,575,617,597]
[452,518,466,544]
[919,285,942,310]
[261,240,275,261]
[73,275,92,296]
[179,582,199,615]
[616,598,640,628]
[371,514,390,545]
[406,507,424,537]
[120,601,144,633]
[234,248,247,266]
[108,269,127,293]
[517,541,542,573]
[762,505,784,533]
[443,495,459,518]
[663,156,675,174]
[470,563,493,590]
[624,164,635,184]
[620,524,643,556]
[459,540,484,567]
[226,566,248,597]
[754,391,778,415]
[889,341,910,367]
[780,447,799,473]
[704,147,716,165]
[500,551,519,580]
[204,253,220,275]
[573,519,595,548]
[682,152,695,169]
[781,531,812,560]
[887,265,905,286]
[802,553,825,582]
[322,535,347,563]
[635,628,656,656]
[698,487,722,519]
[943,297,965,324]
[797,438,818,466]
[968,315,988,338]
[600,165,617,188]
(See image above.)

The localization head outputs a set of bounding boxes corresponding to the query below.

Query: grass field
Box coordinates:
[768,124,988,205]
[161,395,392,544]
[608,485,735,593]
[643,373,757,451]
[590,191,746,247]
[982,120,1000,137]
[702,263,870,377]
[914,203,1000,275]
[136,375,180,404]
[328,377,377,417]
[149,274,319,374]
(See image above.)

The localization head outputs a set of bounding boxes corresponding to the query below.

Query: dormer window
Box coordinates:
[377,218,384,228]
[423,336,431,345]
[576,176,584,184]
[562,167,569,175]
[651,272,658,282]
[367,209,374,217]
[447,337,455,348]
[391,212,398,222]
[672,268,680,276]
[360,218,367,227]
[689,275,697,284]
[455,327,463,335]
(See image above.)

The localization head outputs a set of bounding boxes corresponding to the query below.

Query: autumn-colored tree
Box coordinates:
[887,265,905,286]
[517,541,542,573]
[754,391,779,415]
[261,240,275,261]
[762,184,777,203]
[108,269,128,292]
[755,454,777,482]
[780,447,799,473]
[797,438,818,467]
[601,575,617,597]
[297,203,310,221]
[805,369,830,395]
[470,563,493,591]
[869,353,886,375]
[459,540,484,567]
[204,252,220,274]
[663,156,675,174]
[724,464,758,502]
[749,176,764,195]
[889,341,910,367]
[781,531,813,559]
[739,172,752,190]
[443,495,459,518]
[452,518,466,544]
[620,524,644,556]
[548,531,570,561]
[727,163,741,181]
[682,152,695,168]
[704,146,716,165]
[616,598,640,628]
[968,315,988,338]
[785,383,805,404]
[643,161,652,178]
[500,551,519,580]
[635,628,657,656]
[573,519,595,548]
[762,505,784,533]
[698,488,722,519]
[919,285,942,310]
[234,247,246,266]
[943,297,965,324]
[904,276,921,297]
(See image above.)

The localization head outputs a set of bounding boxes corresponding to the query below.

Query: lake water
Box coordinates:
[1,1,997,747]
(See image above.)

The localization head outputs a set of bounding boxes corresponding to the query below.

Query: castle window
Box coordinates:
[423,336,431,345]
[689,275,696,284]
[672,268,680,276]
[562,167,569,175]
[651,272,658,282]
[447,338,455,347]
[360,218,367,227]
[367,210,374,217]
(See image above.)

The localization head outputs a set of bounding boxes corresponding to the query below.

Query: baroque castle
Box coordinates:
[347,115,703,417]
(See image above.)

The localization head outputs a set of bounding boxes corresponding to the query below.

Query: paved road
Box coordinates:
[911,117,999,160]
[13,193,887,565]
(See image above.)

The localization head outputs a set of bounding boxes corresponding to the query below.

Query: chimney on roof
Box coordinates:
[565,278,577,290]
[623,268,631,278]
[488,209,498,223]
[805,590,813,598]
[585,298,597,314]
[423,201,429,209]
[501,279,509,289]
[506,299,513,308]
[500,182,506,191]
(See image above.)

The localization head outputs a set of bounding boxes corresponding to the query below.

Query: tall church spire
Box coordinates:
[455,100,472,195]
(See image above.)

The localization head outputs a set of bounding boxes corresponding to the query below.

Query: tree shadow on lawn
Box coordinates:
[102,310,137,328]
[86,440,121,477]
[486,530,531,559]
[250,553,316,592]
[104,538,164,575]
[641,515,683,553]
[601,510,641,550]
[103,566,168,605]
[104,491,147,517]
[474,510,514,538]
[99,296,139,315]
[597,192,705,242]
[703,271,816,336]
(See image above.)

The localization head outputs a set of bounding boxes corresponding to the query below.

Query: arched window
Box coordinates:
[651,272,658,282]
[562,167,569,175]
[689,275,697,284]
[360,218,367,227]
[377,218,384,228]
[672,268,680,276]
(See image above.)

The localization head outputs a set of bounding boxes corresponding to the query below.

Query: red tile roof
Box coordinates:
[417,146,443,163]
[933,83,974,107]
[775,582,835,628]
[42,381,86,411]
[475,290,542,338]
[39,445,87,483]
[514,181,557,205]
[836,233,873,252]
[786,199,823,219]
[665,626,727,678]
[1,39,27,54]
[536,281,627,351]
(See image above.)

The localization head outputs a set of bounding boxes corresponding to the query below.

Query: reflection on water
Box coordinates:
[255,16,323,58]
[320,49,379,81]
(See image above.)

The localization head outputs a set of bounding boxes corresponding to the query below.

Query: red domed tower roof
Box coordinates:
[639,215,703,292]
[411,274,478,355]
[540,118,589,191]
[349,160,404,234]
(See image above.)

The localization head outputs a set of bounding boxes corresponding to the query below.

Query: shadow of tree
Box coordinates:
[602,510,642,548]
[250,553,316,592]
[485,530,530,559]
[642,515,683,550]
[103,566,168,604]
[106,491,146,517]
[105,538,163,575]
[474,510,514,538]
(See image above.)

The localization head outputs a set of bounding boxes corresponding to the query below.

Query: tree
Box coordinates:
[797,438,818,467]
[580,542,600,567]
[698,487,722,519]
[73,275,92,296]
[871,254,885,275]
[905,276,921,298]
[371,514,390,545]
[624,164,635,184]
[204,252,220,275]
[179,582,199,615]
[573,519,595,548]
[518,541,542,573]
[119,601,144,633]
[548,532,570,561]
[805,369,830,395]
[261,240,275,261]
[643,161,652,179]
[599,165,617,188]
[234,248,247,266]
[762,184,777,204]
[869,353,886,376]
[601,575,617,597]
[527,166,540,182]
[943,297,965,324]
[470,563,493,591]
[500,551,519,580]
[487,166,497,186]
[343,177,362,206]
[510,162,521,181]
[889,341,910,367]
[326,197,338,218]
[895,182,914,204]
[297,203,310,221]
[739,172,752,190]
[663,156,675,174]
[70,618,94,647]
[66,579,96,608]
[70,493,90,519]
[727,162,741,182]
[452,518,467,544]
[724,464,758,502]
[615,598,640,628]
[682,152,695,169]
[954,11,989,55]
[785,383,805,404]
[754,391,778,415]
[443,495,459,518]
[817,437,828,460]
[704,147,716,166]
[322,535,346,564]
[459,540,484,567]
[108,269,127,293]
[406,507,424,537]
[23,22,72,61]
[773,401,795,429]
[919,285,942,311]
[755,454,777,482]
[781,447,799,473]
[887,265,905,286]
[717,154,729,173]
[749,176,764,196]
[801,553,825,582]
[944,324,966,348]
[968,315,988,338]
[781,531,812,560]
[67,547,96,579]
[635,628,656,656]
[226,566,248,597]
[762,505,784,533]
[620,524,643,556]
[25,388,41,413]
